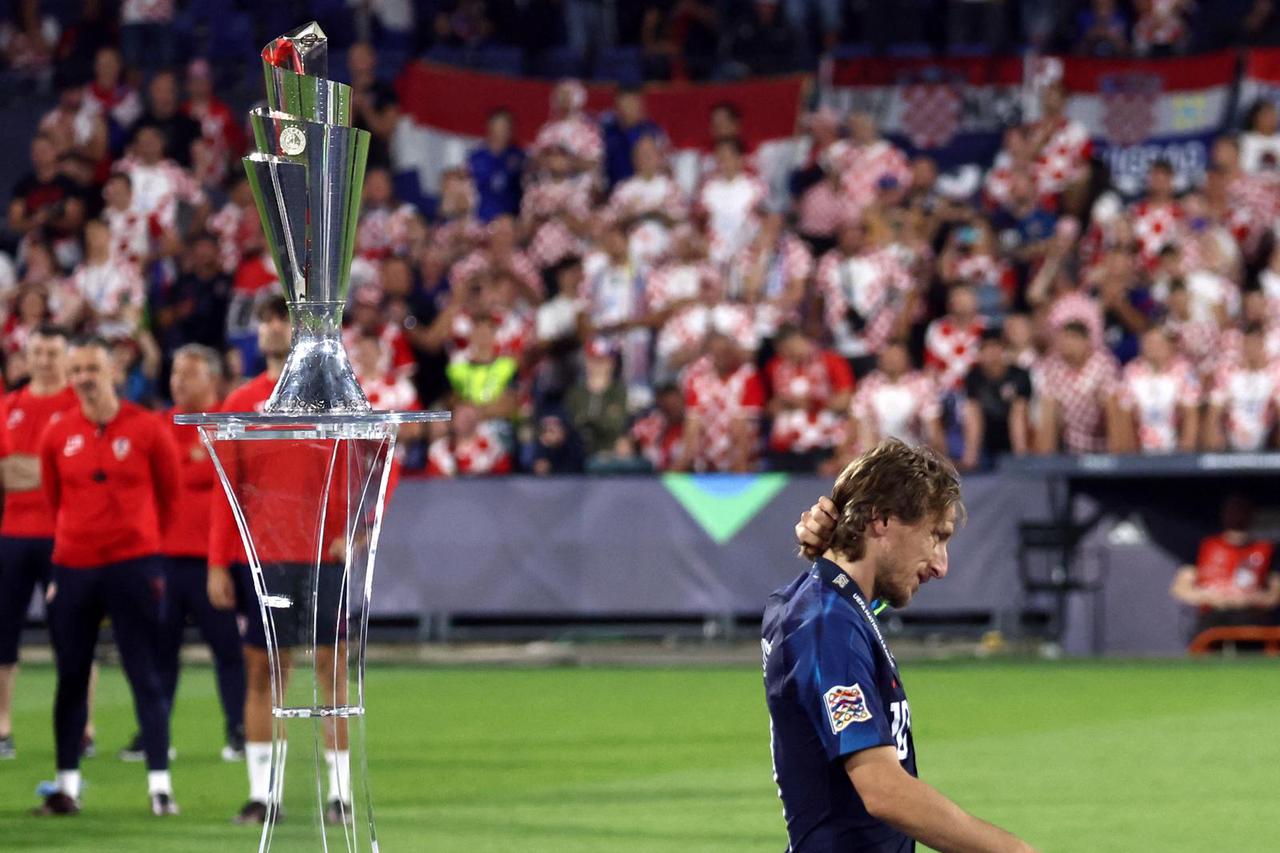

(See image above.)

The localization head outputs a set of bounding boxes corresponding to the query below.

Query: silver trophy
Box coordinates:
[246,21,369,414]
[177,23,446,851]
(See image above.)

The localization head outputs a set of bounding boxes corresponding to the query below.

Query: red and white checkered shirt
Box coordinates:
[817,247,914,359]
[982,151,1020,210]
[924,316,985,391]
[1037,350,1120,453]
[1154,270,1241,324]
[431,216,485,260]
[450,248,542,298]
[766,349,854,453]
[522,175,592,269]
[114,157,205,231]
[1118,358,1201,452]
[1217,324,1280,367]
[1031,118,1092,196]
[102,206,156,269]
[630,409,683,471]
[728,234,813,302]
[728,233,813,336]
[449,308,535,360]
[609,173,686,225]
[1164,317,1222,376]
[426,423,512,477]
[357,203,420,261]
[206,201,252,275]
[609,174,687,269]
[533,116,603,166]
[343,324,415,378]
[657,303,759,364]
[681,355,766,471]
[696,172,767,267]
[1226,173,1280,258]
[1208,362,1280,451]
[1129,199,1184,269]
[68,258,145,339]
[1046,290,1105,348]
[796,178,848,239]
[849,370,940,447]
[357,369,420,411]
[830,139,911,220]
[645,261,721,314]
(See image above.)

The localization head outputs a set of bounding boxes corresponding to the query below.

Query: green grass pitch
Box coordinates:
[0,660,1277,851]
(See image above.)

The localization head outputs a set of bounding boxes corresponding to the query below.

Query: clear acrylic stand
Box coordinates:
[177,410,447,852]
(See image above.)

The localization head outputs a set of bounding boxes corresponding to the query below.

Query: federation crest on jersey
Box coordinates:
[7,408,24,429]
[112,436,131,460]
[823,683,871,733]
[63,434,84,456]
[1101,73,1160,146]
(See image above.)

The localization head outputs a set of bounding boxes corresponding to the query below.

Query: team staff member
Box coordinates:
[770,440,1038,852]
[119,344,247,764]
[0,326,80,760]
[207,295,351,825]
[35,337,182,816]
[1170,494,1280,636]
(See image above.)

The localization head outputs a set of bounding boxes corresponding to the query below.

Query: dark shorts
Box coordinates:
[0,536,55,664]
[233,562,346,649]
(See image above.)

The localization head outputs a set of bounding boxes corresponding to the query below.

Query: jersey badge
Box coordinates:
[824,683,871,733]
[7,408,24,428]
[112,436,131,460]
[64,434,84,457]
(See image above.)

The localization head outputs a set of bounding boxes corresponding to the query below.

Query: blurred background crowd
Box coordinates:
[6,0,1280,478]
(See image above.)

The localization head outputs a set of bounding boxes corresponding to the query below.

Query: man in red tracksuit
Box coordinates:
[0,326,82,761]
[35,336,182,816]
[206,295,352,825]
[118,343,246,764]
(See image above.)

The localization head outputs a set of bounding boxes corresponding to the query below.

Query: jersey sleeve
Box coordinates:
[38,421,61,518]
[148,415,182,538]
[796,614,894,761]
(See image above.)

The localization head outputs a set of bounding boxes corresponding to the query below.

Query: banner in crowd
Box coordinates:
[395,51,1249,205]
[1240,47,1280,121]
[819,55,1025,171]
[393,61,807,198]
[822,51,1237,197]
[1058,50,1237,196]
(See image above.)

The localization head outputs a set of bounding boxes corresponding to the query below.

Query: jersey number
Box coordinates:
[889,700,911,761]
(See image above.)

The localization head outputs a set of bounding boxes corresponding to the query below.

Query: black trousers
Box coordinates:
[158,558,245,737]
[49,557,170,771]
[0,536,53,665]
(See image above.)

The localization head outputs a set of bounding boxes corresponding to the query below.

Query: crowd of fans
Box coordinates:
[6,3,1280,479]
[10,2,1280,91]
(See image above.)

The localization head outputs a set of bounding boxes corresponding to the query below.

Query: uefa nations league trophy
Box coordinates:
[176,23,447,851]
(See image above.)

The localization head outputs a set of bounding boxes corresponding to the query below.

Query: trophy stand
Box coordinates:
[178,23,447,851]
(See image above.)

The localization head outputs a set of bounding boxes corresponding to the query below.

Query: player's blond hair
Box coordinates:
[827,439,963,562]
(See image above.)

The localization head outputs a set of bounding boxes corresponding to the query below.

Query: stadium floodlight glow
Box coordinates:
[177,22,448,852]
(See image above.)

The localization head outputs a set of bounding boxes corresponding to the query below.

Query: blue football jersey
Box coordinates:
[468,145,525,222]
[762,558,916,852]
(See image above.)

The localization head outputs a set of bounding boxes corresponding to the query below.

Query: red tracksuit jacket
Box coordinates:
[0,385,77,538]
[163,405,222,559]
[40,401,181,569]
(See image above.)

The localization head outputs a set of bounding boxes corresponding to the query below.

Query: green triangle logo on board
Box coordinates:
[662,473,789,544]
